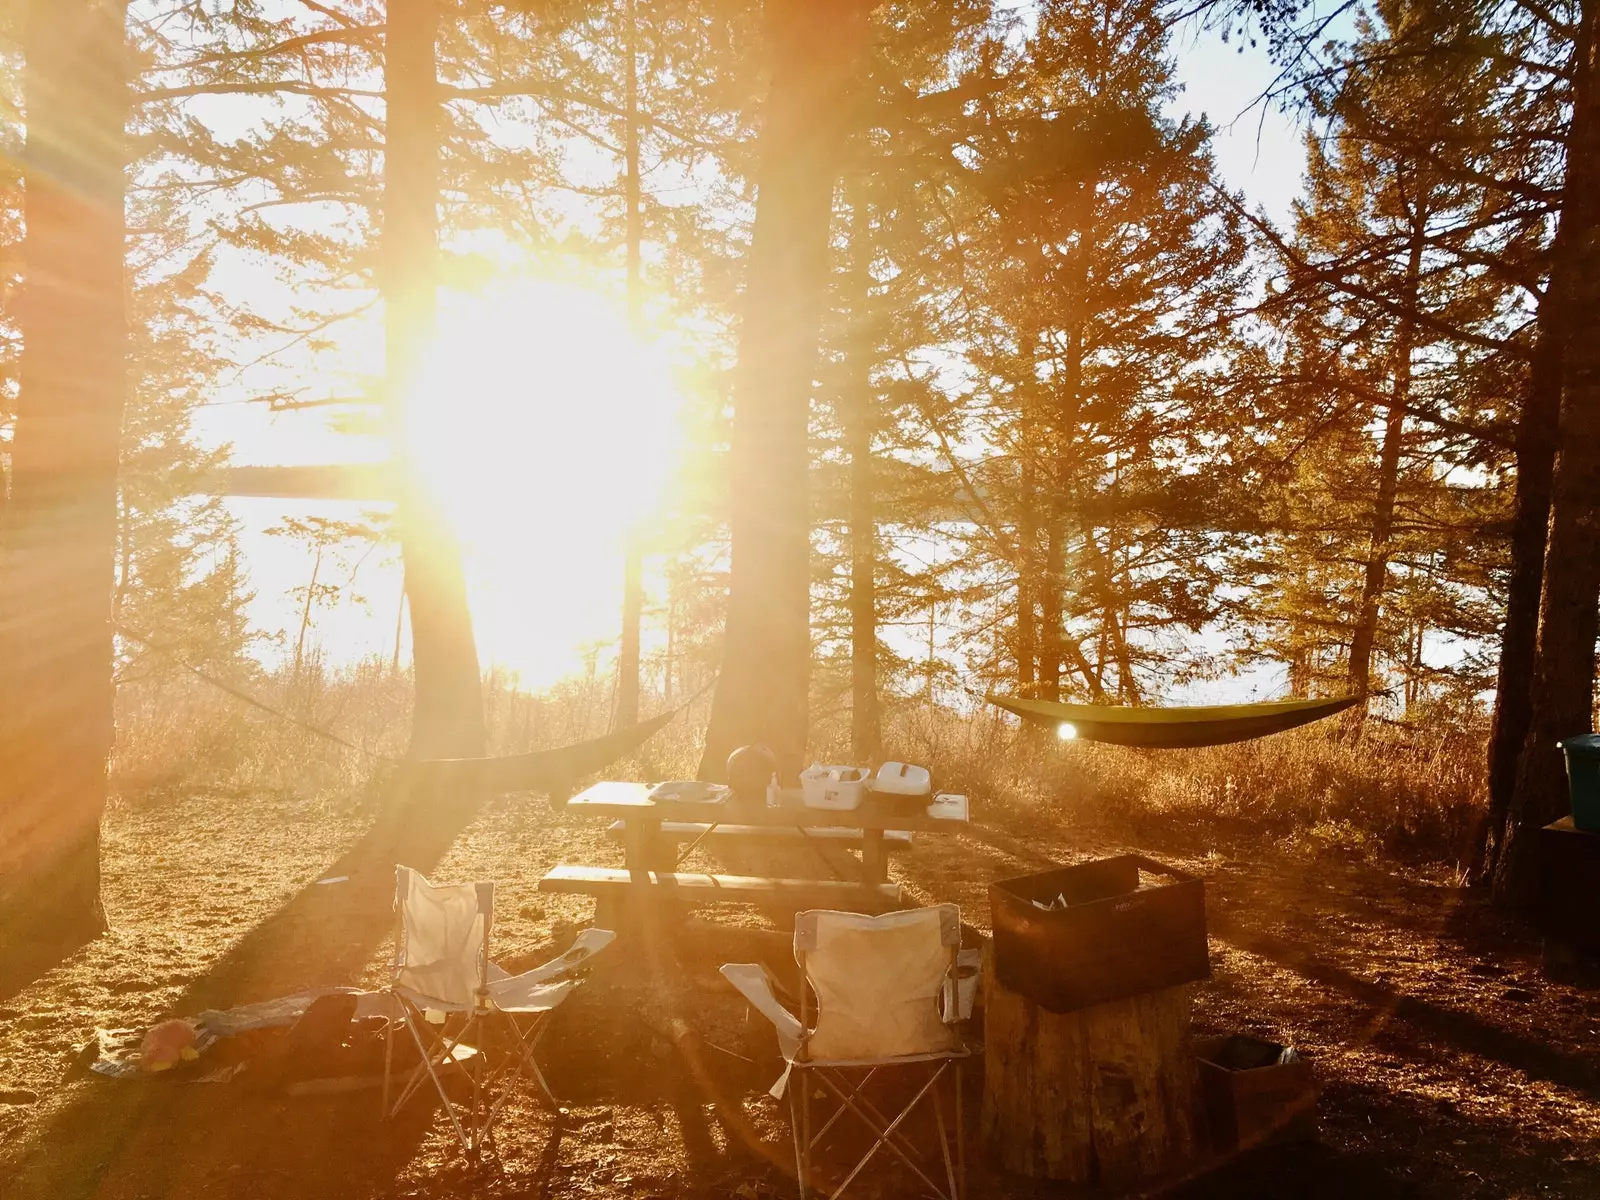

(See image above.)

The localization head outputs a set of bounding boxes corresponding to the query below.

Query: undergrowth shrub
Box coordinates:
[858,704,1487,866]
[115,663,1486,867]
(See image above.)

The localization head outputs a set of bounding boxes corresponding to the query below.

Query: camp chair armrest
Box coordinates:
[514,928,618,987]
[721,963,804,1044]
[948,948,981,1023]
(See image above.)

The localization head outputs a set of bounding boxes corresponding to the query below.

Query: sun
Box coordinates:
[405,278,683,687]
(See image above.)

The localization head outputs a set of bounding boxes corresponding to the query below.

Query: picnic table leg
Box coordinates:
[609,816,685,935]
[861,830,889,884]
[623,817,669,872]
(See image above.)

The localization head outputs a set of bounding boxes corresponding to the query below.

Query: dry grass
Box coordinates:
[863,704,1488,868]
[113,667,1488,869]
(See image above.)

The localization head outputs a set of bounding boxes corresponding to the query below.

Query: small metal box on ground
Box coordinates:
[989,854,1209,1014]
[1195,1034,1318,1153]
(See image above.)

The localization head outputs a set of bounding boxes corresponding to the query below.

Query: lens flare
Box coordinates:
[404,278,684,686]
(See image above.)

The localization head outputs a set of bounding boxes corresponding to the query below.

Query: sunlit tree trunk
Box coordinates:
[1347,225,1422,708]
[385,0,485,760]
[1015,328,1041,696]
[615,0,644,730]
[1039,524,1064,702]
[1039,293,1086,704]
[698,0,871,780]
[845,198,881,764]
[1494,0,1600,907]
[1478,189,1572,882]
[1016,450,1038,696]
[0,0,128,950]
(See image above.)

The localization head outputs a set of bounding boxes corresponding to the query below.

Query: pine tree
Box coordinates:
[0,0,129,950]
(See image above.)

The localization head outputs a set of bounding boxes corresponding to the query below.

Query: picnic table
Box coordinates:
[537,780,970,921]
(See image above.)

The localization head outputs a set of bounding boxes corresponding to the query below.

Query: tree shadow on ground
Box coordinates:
[0,932,95,1008]
[1209,905,1600,1100]
[0,781,517,1200]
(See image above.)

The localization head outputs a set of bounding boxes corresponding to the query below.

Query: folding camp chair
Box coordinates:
[722,905,977,1200]
[383,865,614,1158]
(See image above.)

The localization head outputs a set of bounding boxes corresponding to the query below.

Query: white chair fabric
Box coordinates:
[802,907,962,1062]
[385,867,615,1157]
[393,869,491,1010]
[722,904,970,1200]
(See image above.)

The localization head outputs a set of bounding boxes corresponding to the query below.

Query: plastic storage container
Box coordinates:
[800,765,870,810]
[871,762,932,797]
[1561,734,1600,832]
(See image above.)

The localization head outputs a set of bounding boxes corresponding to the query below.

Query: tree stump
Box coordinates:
[981,951,1198,1190]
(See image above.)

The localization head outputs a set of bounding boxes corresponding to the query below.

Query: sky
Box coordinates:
[199,20,1312,700]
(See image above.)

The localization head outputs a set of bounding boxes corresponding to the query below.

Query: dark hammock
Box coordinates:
[403,708,678,794]
[986,694,1360,749]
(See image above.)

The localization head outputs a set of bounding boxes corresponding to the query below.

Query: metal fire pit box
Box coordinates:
[1195,1034,1318,1152]
[988,854,1210,1013]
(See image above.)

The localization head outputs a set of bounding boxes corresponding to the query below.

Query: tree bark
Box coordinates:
[846,199,881,764]
[385,0,485,759]
[981,953,1197,1187]
[1494,0,1600,908]
[1479,308,1564,879]
[1347,225,1422,706]
[1015,328,1041,696]
[0,0,128,948]
[1038,295,1085,706]
[1039,522,1064,701]
[1016,449,1038,696]
[698,0,871,780]
[615,0,643,730]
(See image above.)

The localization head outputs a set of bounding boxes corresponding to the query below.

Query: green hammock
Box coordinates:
[986,694,1360,749]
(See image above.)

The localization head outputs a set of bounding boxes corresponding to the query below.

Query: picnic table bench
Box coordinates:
[538,781,969,924]
[603,820,915,851]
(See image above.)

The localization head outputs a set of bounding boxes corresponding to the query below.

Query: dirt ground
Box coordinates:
[2,781,1599,1200]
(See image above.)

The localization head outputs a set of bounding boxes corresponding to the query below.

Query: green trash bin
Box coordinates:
[1560,734,1600,832]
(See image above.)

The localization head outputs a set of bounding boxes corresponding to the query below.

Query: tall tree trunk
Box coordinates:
[1039,294,1085,705]
[385,0,485,760]
[1016,449,1038,695]
[615,0,644,730]
[1039,523,1064,701]
[0,0,127,949]
[1479,306,1564,879]
[698,0,871,780]
[1015,327,1041,696]
[1347,227,1422,706]
[846,199,881,763]
[1494,0,1600,908]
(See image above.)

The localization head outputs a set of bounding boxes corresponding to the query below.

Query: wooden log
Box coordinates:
[981,951,1197,1189]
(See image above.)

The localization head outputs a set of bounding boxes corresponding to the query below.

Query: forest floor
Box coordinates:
[2,781,1599,1200]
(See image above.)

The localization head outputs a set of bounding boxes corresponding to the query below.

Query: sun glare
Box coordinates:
[407,279,683,686]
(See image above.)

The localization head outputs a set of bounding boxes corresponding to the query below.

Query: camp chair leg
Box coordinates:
[813,1068,927,1167]
[825,1063,951,1200]
[789,1081,808,1200]
[517,1015,560,1109]
[800,1066,813,1200]
[814,1067,952,1199]
[931,1064,959,1200]
[382,1012,395,1116]
[954,1063,965,1200]
[403,1008,476,1155]
[388,1000,453,1117]
[807,1067,876,1151]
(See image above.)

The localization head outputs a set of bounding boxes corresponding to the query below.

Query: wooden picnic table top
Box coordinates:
[564,780,970,833]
